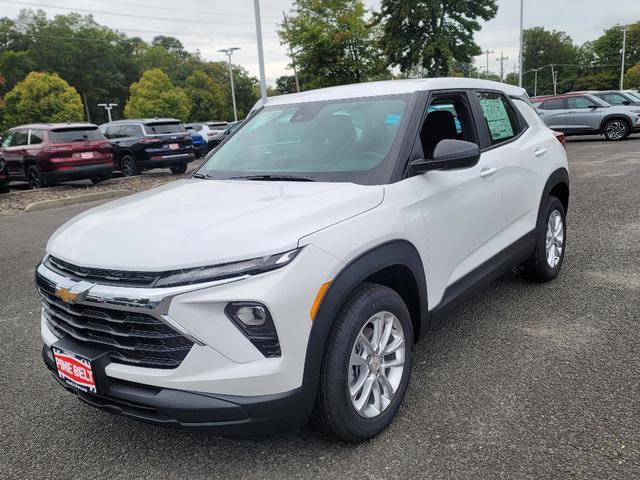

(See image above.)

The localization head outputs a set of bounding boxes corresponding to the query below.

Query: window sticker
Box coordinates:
[384,113,402,125]
[479,98,514,140]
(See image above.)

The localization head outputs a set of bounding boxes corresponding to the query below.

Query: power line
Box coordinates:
[85,0,280,20]
[0,0,274,26]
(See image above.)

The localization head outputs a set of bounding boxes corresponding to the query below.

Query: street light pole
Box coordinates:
[97,103,117,123]
[477,66,486,79]
[621,26,629,90]
[551,65,558,95]
[218,47,241,122]
[253,0,268,104]
[518,0,524,87]
[532,68,540,97]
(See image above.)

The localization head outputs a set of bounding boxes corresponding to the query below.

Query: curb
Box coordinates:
[24,189,130,212]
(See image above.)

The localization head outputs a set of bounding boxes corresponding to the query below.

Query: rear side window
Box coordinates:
[567,96,595,109]
[29,129,44,144]
[541,99,565,110]
[143,122,185,135]
[475,92,522,145]
[50,128,105,143]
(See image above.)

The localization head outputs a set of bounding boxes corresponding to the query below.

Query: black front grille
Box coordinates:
[46,256,161,287]
[37,274,193,369]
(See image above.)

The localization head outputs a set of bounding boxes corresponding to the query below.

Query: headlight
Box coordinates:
[154,248,300,288]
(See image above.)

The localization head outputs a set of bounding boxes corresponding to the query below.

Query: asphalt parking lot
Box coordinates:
[1,136,639,479]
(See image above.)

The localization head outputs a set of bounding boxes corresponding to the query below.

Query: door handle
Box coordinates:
[480,167,497,179]
[534,147,548,158]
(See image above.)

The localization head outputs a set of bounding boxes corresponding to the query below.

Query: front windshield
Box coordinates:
[199,96,409,183]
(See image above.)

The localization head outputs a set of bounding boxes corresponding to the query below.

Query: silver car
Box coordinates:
[592,90,640,107]
[533,93,640,141]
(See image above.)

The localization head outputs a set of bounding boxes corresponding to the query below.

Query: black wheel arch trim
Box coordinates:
[302,240,428,388]
[540,167,570,214]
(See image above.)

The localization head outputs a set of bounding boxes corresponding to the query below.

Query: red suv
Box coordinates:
[0,123,115,189]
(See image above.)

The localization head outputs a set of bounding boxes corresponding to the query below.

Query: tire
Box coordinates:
[170,163,188,175]
[603,119,629,141]
[91,173,112,185]
[26,164,48,189]
[120,155,139,176]
[519,195,566,282]
[313,283,413,442]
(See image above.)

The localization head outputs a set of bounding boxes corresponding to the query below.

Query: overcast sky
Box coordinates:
[1,0,637,84]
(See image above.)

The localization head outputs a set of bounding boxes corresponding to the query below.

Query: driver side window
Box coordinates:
[419,93,477,159]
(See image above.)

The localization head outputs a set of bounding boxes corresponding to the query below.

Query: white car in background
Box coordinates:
[38,78,569,442]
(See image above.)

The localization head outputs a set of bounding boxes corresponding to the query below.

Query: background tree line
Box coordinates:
[1,2,639,130]
[0,9,261,128]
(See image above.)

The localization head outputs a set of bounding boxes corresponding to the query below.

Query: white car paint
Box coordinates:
[40,78,569,400]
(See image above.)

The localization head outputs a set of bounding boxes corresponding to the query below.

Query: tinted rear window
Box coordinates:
[143,123,186,135]
[186,125,203,131]
[50,128,105,143]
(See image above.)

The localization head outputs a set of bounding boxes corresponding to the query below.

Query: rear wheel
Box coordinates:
[26,164,48,189]
[120,155,139,176]
[170,163,188,175]
[603,119,629,141]
[314,283,413,442]
[519,195,566,282]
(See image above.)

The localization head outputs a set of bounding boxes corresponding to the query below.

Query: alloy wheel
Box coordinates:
[347,311,406,419]
[121,157,135,176]
[605,121,627,140]
[545,209,564,268]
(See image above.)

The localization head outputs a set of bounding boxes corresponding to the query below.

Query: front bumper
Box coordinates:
[42,343,316,435]
[38,245,342,432]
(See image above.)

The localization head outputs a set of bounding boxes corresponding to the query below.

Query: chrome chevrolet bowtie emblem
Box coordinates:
[54,281,93,304]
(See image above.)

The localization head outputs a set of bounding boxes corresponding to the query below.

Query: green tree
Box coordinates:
[2,71,83,128]
[203,62,259,120]
[279,0,389,89]
[376,0,498,77]
[124,68,191,120]
[624,64,640,89]
[520,27,579,95]
[591,23,640,73]
[184,70,226,122]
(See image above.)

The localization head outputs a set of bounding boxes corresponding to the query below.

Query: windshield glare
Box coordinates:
[200,97,409,182]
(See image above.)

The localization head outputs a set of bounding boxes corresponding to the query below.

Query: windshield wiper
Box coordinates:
[227,174,316,182]
[192,172,214,179]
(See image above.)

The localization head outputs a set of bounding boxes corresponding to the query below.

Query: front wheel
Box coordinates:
[603,119,629,141]
[519,195,566,282]
[170,163,188,175]
[313,283,413,442]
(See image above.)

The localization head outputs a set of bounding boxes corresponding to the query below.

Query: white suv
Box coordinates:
[37,78,569,442]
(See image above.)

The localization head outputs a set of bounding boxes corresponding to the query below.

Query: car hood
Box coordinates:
[47,179,384,271]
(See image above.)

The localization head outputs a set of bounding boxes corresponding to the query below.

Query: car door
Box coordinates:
[565,96,601,132]
[536,98,567,131]
[409,91,503,293]
[4,129,29,178]
[472,90,547,250]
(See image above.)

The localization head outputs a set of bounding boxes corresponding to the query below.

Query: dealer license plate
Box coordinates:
[52,347,97,393]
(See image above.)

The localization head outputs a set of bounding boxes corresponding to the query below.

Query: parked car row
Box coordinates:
[532,90,640,141]
[0,118,240,192]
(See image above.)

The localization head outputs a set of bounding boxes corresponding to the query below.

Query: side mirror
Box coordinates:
[587,104,599,109]
[622,100,631,105]
[411,139,480,174]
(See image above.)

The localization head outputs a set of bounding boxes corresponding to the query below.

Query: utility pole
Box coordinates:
[477,66,486,79]
[532,68,541,97]
[253,0,268,104]
[282,11,300,93]
[484,50,495,79]
[518,0,524,87]
[97,103,118,123]
[495,52,509,82]
[218,47,241,122]
[551,65,558,95]
[621,26,629,90]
